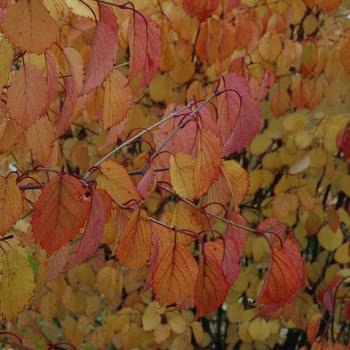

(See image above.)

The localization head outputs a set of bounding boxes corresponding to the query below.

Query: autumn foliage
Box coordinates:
[0,0,350,349]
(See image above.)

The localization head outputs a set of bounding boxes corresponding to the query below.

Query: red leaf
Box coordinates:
[32,175,90,256]
[128,12,161,90]
[218,73,262,155]
[256,235,305,316]
[137,166,155,200]
[344,300,350,321]
[204,237,241,287]
[70,189,112,267]
[195,250,228,318]
[152,228,199,307]
[227,211,248,257]
[337,124,350,160]
[317,275,344,314]
[82,4,119,95]
[183,0,219,22]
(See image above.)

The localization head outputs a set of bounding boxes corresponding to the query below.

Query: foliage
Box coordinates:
[0,0,350,349]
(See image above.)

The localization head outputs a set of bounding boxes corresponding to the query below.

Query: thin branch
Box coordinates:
[158,183,261,236]
[83,93,218,180]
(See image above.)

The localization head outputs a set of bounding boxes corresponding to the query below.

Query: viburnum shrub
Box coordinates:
[0,0,350,349]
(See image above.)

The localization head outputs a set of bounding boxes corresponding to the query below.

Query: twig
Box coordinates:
[83,93,218,180]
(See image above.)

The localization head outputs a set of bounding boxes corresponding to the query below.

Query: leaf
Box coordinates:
[227,211,248,257]
[27,116,55,165]
[56,47,84,137]
[256,235,305,316]
[317,274,344,313]
[183,0,219,21]
[195,252,228,318]
[218,73,262,155]
[7,64,49,129]
[0,241,35,320]
[152,229,199,306]
[170,201,203,245]
[102,70,133,129]
[194,127,222,197]
[32,174,90,256]
[221,160,249,209]
[70,189,112,267]
[0,174,22,236]
[0,37,13,91]
[1,0,59,53]
[337,124,350,160]
[204,237,241,287]
[82,4,119,95]
[45,50,59,103]
[128,11,161,90]
[169,153,196,200]
[116,209,152,269]
[96,160,141,204]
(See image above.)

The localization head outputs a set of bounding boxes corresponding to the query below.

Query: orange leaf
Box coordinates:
[221,160,249,210]
[82,4,119,95]
[116,209,152,269]
[194,127,222,197]
[183,0,219,22]
[128,12,161,90]
[27,116,55,165]
[0,174,23,236]
[102,70,133,129]
[195,252,228,318]
[1,0,59,54]
[32,175,90,256]
[96,160,141,204]
[152,229,199,306]
[7,64,48,129]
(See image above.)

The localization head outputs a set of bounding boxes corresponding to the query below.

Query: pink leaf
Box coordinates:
[70,189,112,268]
[45,50,59,103]
[82,4,119,95]
[218,73,262,155]
[128,11,161,90]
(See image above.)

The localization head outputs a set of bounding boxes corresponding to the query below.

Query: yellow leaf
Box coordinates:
[0,242,35,320]
[154,323,171,344]
[339,174,350,197]
[248,318,270,341]
[167,314,186,334]
[97,160,141,204]
[169,153,196,200]
[250,134,272,155]
[318,226,343,251]
[0,174,23,236]
[334,243,350,264]
[191,321,204,344]
[221,160,249,209]
[142,302,161,331]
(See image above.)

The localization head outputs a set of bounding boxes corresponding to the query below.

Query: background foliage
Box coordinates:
[0,0,350,349]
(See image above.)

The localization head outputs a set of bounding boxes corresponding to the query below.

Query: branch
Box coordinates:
[83,93,218,180]
[158,183,262,236]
